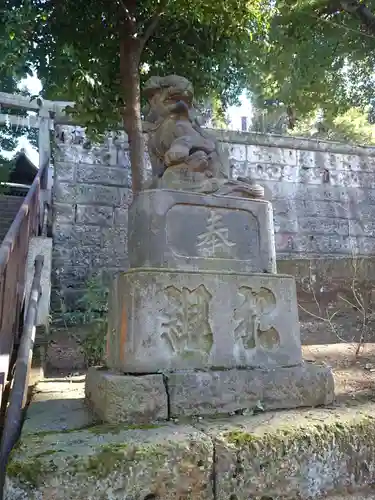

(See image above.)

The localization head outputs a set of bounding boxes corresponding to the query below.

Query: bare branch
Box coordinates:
[337,293,359,310]
[298,303,348,343]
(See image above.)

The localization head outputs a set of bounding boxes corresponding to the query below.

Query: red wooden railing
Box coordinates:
[0,162,48,408]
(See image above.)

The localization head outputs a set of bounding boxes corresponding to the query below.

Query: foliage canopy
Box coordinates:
[3,0,375,183]
[1,1,268,127]
[1,0,271,189]
[3,0,375,119]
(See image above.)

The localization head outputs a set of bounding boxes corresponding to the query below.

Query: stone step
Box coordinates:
[0,221,16,242]
[6,376,375,500]
[0,195,25,243]
[0,210,22,218]
[0,213,19,220]
[0,196,24,209]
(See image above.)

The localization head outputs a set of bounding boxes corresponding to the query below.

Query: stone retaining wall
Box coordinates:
[52,125,375,314]
[8,381,375,500]
[52,127,132,311]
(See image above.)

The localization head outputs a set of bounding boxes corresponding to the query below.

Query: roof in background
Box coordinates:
[8,148,38,185]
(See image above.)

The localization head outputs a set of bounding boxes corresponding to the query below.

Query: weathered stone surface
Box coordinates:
[76,164,129,185]
[53,202,75,224]
[247,145,297,166]
[6,423,214,499]
[76,204,114,226]
[85,368,168,424]
[198,402,375,500]
[54,181,130,206]
[128,189,276,274]
[54,161,76,182]
[328,493,375,500]
[167,362,334,417]
[114,206,128,228]
[52,133,132,313]
[52,244,127,274]
[106,269,302,373]
[54,223,103,246]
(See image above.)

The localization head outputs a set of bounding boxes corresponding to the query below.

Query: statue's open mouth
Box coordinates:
[167,91,192,106]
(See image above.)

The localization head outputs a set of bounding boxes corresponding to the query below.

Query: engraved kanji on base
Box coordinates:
[234,286,280,350]
[161,284,213,363]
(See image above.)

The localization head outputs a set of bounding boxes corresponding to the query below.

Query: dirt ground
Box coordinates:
[301,314,375,403]
[45,315,375,405]
[302,343,375,402]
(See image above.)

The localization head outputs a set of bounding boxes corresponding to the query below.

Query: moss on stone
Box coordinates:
[7,457,58,488]
[85,443,129,478]
[225,413,375,457]
[34,449,59,458]
[74,440,168,480]
[88,423,161,435]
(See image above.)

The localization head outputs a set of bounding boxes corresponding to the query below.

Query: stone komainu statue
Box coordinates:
[143,75,264,199]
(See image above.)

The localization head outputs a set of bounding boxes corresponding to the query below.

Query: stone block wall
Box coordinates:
[51,125,375,314]
[218,130,375,259]
[52,127,133,312]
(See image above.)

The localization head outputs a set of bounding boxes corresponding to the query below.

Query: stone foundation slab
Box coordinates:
[6,422,213,500]
[201,402,375,500]
[10,375,375,500]
[85,368,168,424]
[168,362,334,417]
[85,363,334,423]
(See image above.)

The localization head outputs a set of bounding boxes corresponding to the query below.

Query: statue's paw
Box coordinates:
[216,182,265,199]
[165,147,190,166]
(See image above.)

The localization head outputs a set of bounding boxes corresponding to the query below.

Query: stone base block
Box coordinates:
[167,362,334,417]
[85,368,168,424]
[86,363,334,423]
[106,268,303,373]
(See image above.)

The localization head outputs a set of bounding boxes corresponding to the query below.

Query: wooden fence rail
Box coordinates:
[0,90,54,408]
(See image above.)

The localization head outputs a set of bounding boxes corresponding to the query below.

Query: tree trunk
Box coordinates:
[119,35,145,194]
[341,1,375,35]
[287,106,297,130]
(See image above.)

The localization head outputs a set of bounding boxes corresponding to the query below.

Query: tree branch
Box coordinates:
[118,0,137,34]
[315,0,342,16]
[139,1,167,52]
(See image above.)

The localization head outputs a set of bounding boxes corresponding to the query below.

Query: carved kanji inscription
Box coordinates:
[234,286,280,350]
[161,284,213,360]
[196,210,235,258]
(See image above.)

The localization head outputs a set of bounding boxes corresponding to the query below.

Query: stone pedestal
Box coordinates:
[86,189,334,423]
